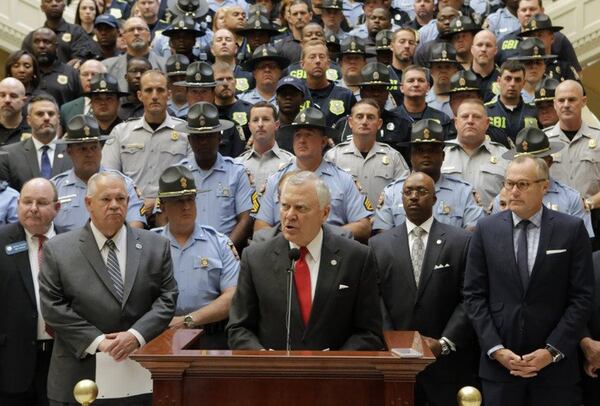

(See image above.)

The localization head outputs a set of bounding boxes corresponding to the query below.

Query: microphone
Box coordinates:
[286,248,301,351]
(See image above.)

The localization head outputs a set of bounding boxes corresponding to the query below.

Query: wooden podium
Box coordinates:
[131,329,434,406]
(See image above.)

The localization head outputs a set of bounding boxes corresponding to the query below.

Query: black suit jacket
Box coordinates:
[0,138,72,190]
[227,228,384,350]
[370,220,478,383]
[464,207,594,384]
[0,223,38,393]
[586,251,600,340]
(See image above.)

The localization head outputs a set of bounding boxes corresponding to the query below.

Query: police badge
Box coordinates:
[329,100,344,115]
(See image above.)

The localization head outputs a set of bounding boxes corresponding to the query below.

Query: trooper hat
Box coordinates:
[534,77,560,103]
[317,0,347,10]
[278,106,339,139]
[439,70,480,95]
[166,54,190,77]
[339,35,368,55]
[509,37,556,61]
[502,126,564,160]
[57,115,113,144]
[358,62,392,87]
[409,119,446,144]
[162,14,204,38]
[158,165,197,199]
[173,61,217,87]
[440,15,481,39]
[276,76,310,96]
[375,30,394,52]
[428,42,462,67]
[167,0,209,19]
[84,73,129,97]
[519,14,563,37]
[174,102,234,134]
[237,14,280,36]
[243,44,290,71]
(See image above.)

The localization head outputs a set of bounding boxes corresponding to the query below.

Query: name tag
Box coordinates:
[5,241,28,255]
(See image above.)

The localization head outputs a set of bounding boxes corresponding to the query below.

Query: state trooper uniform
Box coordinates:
[442,138,509,209]
[36,60,81,106]
[52,115,145,232]
[492,126,594,237]
[255,107,373,227]
[175,103,255,235]
[154,164,240,348]
[483,6,520,40]
[175,61,247,157]
[333,62,411,155]
[166,54,191,119]
[425,42,464,119]
[375,30,394,65]
[236,13,280,70]
[235,142,294,194]
[342,0,363,28]
[374,119,484,231]
[0,180,18,225]
[101,114,192,200]
[86,72,128,134]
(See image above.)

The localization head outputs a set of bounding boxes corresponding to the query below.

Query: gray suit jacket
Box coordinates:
[103,52,167,92]
[0,138,72,191]
[39,224,178,403]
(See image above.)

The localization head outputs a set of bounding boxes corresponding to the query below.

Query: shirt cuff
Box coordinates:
[85,334,106,355]
[441,336,456,352]
[487,344,505,359]
[128,328,146,347]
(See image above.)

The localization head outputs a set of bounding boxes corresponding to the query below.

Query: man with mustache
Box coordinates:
[0,94,72,191]
[0,78,30,147]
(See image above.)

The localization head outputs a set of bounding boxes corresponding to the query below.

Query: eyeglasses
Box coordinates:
[402,187,431,197]
[503,179,546,191]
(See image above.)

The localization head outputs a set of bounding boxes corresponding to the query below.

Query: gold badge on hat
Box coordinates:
[195,72,201,81]
[531,19,537,29]
[522,140,529,151]
[171,131,179,141]
[423,128,430,139]
[175,62,181,70]
[57,75,68,85]
[455,19,462,28]
[533,46,540,56]
[540,88,546,97]
[255,19,260,28]
[382,37,388,45]
[300,112,306,123]
[83,126,90,136]
[490,156,497,164]
[459,77,466,86]
[179,20,185,27]
[262,47,268,56]
[589,139,597,149]
[199,116,206,126]
[442,50,447,59]
[350,41,356,51]
[100,80,107,89]
[62,32,72,43]
[382,155,389,165]
[373,71,380,81]
[200,257,209,268]
[180,177,188,189]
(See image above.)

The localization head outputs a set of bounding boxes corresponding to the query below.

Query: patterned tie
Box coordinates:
[40,145,52,179]
[294,247,312,326]
[516,220,531,290]
[411,227,426,287]
[105,239,124,302]
[35,234,54,337]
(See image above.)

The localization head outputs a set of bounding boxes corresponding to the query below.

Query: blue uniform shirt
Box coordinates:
[238,88,278,110]
[52,168,146,233]
[343,1,364,28]
[156,224,240,315]
[374,173,485,230]
[484,7,519,40]
[0,181,18,225]
[180,153,254,235]
[255,160,373,226]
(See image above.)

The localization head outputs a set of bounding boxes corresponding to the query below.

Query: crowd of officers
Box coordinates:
[2,0,600,404]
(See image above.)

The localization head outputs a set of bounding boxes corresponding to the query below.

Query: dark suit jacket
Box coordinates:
[464,207,594,384]
[370,219,479,383]
[587,251,600,340]
[0,138,72,190]
[38,224,178,403]
[0,223,38,393]
[227,228,384,350]
[59,96,85,129]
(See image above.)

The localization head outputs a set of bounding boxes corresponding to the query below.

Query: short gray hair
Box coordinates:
[87,171,127,197]
[508,155,549,180]
[282,171,331,209]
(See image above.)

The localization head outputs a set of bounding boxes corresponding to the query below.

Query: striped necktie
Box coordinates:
[105,239,124,302]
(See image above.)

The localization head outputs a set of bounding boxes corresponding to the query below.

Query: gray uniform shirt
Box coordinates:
[234,142,294,193]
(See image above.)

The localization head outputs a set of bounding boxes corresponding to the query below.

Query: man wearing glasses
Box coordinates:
[464,153,594,405]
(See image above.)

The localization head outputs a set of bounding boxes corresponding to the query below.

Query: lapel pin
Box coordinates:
[135,243,142,249]
[436,239,442,245]
[57,153,64,159]
[331,259,337,266]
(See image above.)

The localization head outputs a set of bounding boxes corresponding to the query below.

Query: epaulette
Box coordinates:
[386,175,408,189]
[443,174,472,186]
[150,226,165,233]
[276,161,294,173]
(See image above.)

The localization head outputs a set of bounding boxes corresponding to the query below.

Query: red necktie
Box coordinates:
[35,234,54,338]
[294,247,312,326]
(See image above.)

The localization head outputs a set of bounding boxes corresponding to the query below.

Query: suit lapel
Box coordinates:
[393,225,418,292]
[271,235,304,333]
[52,144,70,176]
[416,221,444,301]
[528,207,553,289]
[122,226,141,306]
[11,224,36,306]
[79,224,122,303]
[23,139,40,178]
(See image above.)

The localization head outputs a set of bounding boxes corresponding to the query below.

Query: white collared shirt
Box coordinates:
[31,136,57,170]
[90,222,127,281]
[25,225,56,340]
[289,228,324,300]
[83,97,91,115]
[405,216,433,259]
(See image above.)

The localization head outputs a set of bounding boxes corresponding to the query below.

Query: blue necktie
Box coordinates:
[516,220,531,290]
[40,145,52,179]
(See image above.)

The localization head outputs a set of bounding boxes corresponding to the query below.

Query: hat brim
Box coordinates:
[158,189,198,198]
[428,58,463,66]
[315,5,348,10]
[501,141,564,160]
[276,83,306,95]
[173,80,217,88]
[84,89,129,97]
[167,0,209,19]
[439,27,481,39]
[174,119,235,134]
[162,28,204,38]
[278,122,339,139]
[534,96,555,103]
[508,54,557,61]
[244,55,290,71]
[56,134,114,144]
[237,26,281,36]
[518,26,563,37]
[358,80,392,87]
[439,86,480,95]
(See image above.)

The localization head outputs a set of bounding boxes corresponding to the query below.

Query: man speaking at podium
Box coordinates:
[227,171,383,351]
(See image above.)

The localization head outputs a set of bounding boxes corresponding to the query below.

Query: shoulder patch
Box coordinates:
[364,196,374,212]
[251,191,260,214]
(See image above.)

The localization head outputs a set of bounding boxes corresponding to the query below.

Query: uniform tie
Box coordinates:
[105,239,124,302]
[411,226,426,286]
[517,220,531,290]
[294,247,312,326]
[40,145,52,179]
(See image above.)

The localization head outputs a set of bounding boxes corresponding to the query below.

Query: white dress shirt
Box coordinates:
[290,228,324,300]
[31,136,57,170]
[25,225,56,340]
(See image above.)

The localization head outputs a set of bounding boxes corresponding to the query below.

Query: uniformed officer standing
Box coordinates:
[235,101,294,193]
[534,77,559,129]
[52,115,145,233]
[302,42,356,128]
[508,37,555,103]
[273,0,312,64]
[374,118,484,231]
[439,15,481,69]
[239,45,290,109]
[0,178,18,225]
[102,70,192,216]
[166,54,191,119]
[274,76,312,153]
[442,99,509,208]
[176,102,255,250]
[325,98,408,206]
[87,73,128,135]
[0,78,30,147]
[161,14,205,64]
[492,126,594,237]
[155,164,240,349]
[483,0,519,40]
[425,42,461,118]
[254,106,373,242]
[336,36,371,97]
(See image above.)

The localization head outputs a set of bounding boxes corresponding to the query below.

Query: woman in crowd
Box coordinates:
[4,50,39,96]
